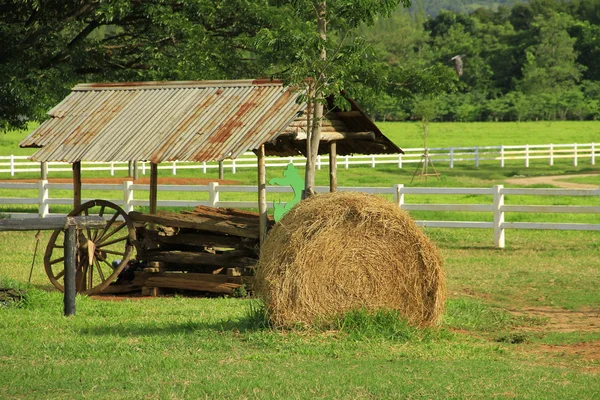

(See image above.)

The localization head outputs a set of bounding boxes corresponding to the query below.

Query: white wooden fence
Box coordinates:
[1,181,598,248]
[1,142,597,176]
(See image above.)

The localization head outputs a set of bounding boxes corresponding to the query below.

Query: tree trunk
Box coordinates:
[303,1,327,198]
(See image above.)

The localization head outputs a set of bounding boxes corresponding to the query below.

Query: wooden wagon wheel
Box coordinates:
[44,200,136,295]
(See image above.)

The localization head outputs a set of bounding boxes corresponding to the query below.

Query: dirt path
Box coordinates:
[510,307,600,363]
[505,174,600,189]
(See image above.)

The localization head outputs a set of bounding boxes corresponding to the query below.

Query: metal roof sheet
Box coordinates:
[21,79,402,162]
[21,80,306,163]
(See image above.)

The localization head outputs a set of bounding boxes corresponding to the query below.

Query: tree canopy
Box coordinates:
[3,0,600,130]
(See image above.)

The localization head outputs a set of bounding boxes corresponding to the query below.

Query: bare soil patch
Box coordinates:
[511,307,600,333]
[511,307,600,363]
[505,173,599,189]
[537,342,600,363]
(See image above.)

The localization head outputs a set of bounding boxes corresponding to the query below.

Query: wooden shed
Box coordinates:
[20,79,403,243]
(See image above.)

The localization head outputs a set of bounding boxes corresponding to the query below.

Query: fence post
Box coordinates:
[64,224,77,317]
[172,161,177,175]
[232,159,237,174]
[493,184,505,249]
[475,147,479,167]
[202,161,207,174]
[592,142,596,165]
[500,145,505,168]
[449,147,454,168]
[10,155,15,177]
[110,162,115,176]
[345,156,349,170]
[142,161,147,175]
[41,162,48,179]
[525,144,529,168]
[398,154,403,169]
[371,155,376,168]
[209,182,219,207]
[394,184,404,209]
[317,155,322,170]
[123,180,134,213]
[549,143,554,166]
[573,143,578,167]
[38,179,49,217]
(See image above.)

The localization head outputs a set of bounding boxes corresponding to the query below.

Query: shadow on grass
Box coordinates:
[79,307,269,337]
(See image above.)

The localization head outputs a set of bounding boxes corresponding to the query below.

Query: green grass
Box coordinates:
[1,227,599,399]
[378,121,600,148]
[557,174,600,185]
[1,121,599,398]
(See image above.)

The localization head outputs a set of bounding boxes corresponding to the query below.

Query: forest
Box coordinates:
[2,0,600,130]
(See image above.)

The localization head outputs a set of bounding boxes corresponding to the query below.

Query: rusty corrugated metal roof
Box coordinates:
[21,79,403,163]
[21,80,307,163]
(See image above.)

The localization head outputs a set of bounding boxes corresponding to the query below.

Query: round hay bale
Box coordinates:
[255,191,445,328]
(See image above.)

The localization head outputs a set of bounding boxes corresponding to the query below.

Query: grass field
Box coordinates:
[1,227,599,399]
[378,121,600,148]
[0,121,599,398]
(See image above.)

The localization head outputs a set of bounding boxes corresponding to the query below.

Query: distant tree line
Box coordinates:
[359,0,600,122]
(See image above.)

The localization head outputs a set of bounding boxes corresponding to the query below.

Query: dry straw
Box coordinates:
[255,191,446,328]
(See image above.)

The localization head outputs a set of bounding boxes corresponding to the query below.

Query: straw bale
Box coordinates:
[255,191,445,328]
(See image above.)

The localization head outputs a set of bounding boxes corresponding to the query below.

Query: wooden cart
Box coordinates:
[43,200,262,296]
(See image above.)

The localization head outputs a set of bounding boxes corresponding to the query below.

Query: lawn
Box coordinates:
[0,121,599,398]
[378,121,600,148]
[1,227,599,399]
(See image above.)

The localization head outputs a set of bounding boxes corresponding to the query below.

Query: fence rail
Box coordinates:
[0,181,598,248]
[1,142,597,177]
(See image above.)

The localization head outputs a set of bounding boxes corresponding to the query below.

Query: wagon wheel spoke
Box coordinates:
[100,257,116,270]
[94,258,106,282]
[96,212,120,244]
[54,269,65,281]
[87,256,94,290]
[97,234,130,248]
[49,256,65,265]
[101,249,127,257]
[98,222,127,244]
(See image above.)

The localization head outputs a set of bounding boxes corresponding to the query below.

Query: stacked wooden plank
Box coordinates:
[128,206,272,295]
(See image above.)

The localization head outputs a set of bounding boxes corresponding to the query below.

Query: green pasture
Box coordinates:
[1,121,599,398]
[378,121,600,148]
[1,226,599,399]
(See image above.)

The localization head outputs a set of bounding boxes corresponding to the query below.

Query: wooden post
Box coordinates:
[38,179,49,217]
[72,161,81,209]
[64,225,77,316]
[218,161,224,180]
[493,185,505,249]
[394,184,404,208]
[257,144,267,247]
[149,162,158,215]
[41,162,48,180]
[329,142,337,192]
[133,160,139,180]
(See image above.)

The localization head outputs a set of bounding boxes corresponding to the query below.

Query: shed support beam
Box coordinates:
[150,162,158,215]
[41,162,48,180]
[133,161,139,180]
[329,141,337,192]
[257,145,268,247]
[73,161,81,209]
[218,160,224,180]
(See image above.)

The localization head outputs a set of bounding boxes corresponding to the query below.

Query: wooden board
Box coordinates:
[131,272,253,295]
[130,211,260,239]
[138,230,258,253]
[137,249,257,269]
